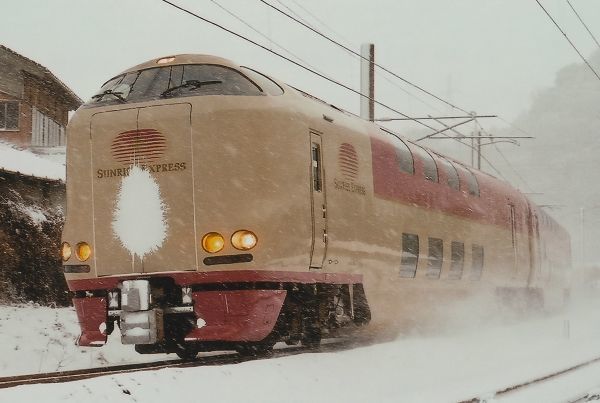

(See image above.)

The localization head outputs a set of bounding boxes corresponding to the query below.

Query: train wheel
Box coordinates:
[175,343,198,360]
[301,319,322,348]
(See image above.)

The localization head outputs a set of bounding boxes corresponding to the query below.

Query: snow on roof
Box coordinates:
[0,141,65,181]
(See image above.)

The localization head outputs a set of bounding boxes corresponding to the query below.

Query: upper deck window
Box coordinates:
[392,137,414,174]
[412,145,438,182]
[87,64,263,106]
[438,157,460,190]
[456,166,480,197]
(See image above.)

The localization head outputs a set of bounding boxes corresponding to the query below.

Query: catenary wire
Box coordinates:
[477,122,534,192]
[158,0,443,132]
[534,0,600,82]
[567,0,600,51]
[275,0,444,113]
[208,0,325,74]
[160,0,511,178]
[257,0,472,115]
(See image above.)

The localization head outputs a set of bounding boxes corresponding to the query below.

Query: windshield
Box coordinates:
[87,64,263,105]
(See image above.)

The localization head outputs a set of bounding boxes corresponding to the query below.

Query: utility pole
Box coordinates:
[360,43,375,121]
[469,111,482,170]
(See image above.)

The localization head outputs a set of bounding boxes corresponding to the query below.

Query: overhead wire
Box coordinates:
[208,0,325,74]
[274,0,445,114]
[256,0,472,115]
[158,0,440,132]
[567,0,600,51]
[477,122,534,192]
[160,0,520,180]
[534,0,600,82]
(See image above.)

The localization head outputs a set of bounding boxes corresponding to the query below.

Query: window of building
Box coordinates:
[399,233,419,278]
[449,241,464,280]
[471,244,484,280]
[426,237,443,279]
[412,146,438,182]
[0,101,19,130]
[438,158,460,190]
[31,107,65,147]
[393,137,414,174]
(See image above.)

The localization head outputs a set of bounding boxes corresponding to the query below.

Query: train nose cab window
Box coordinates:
[87,64,263,105]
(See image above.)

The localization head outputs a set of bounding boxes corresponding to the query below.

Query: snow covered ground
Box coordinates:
[2,295,600,402]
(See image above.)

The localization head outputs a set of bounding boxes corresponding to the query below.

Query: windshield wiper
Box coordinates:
[91,89,126,103]
[160,80,223,98]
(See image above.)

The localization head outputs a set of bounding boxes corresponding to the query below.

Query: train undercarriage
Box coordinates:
[71,273,371,359]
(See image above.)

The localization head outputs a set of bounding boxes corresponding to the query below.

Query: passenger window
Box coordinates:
[449,241,464,279]
[426,238,443,279]
[471,244,484,280]
[438,158,460,190]
[393,138,414,174]
[399,233,419,278]
[412,146,438,182]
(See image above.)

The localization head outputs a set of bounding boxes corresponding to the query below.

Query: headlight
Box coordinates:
[202,232,225,253]
[231,230,257,251]
[61,242,72,261]
[76,242,92,262]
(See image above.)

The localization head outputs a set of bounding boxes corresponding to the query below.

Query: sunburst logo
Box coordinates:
[111,129,166,165]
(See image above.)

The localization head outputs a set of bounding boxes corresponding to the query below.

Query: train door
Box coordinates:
[309,132,328,269]
[90,104,197,276]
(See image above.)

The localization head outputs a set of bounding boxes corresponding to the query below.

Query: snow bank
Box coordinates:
[3,298,600,402]
[112,165,167,258]
[0,141,65,181]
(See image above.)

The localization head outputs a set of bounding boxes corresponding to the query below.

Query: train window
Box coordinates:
[393,138,414,174]
[471,244,484,280]
[399,233,419,278]
[127,67,171,101]
[426,237,443,279]
[464,169,480,196]
[311,142,322,192]
[449,241,464,279]
[240,66,284,95]
[87,64,263,105]
[412,146,438,182]
[178,64,262,96]
[438,158,460,190]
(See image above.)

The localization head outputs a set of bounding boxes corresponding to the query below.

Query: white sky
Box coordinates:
[2,0,600,124]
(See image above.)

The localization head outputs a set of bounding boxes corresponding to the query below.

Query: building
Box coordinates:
[0,45,82,150]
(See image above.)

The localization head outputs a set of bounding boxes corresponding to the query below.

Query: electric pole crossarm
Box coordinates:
[416,118,475,141]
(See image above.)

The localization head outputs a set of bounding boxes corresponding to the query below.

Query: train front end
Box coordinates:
[61,54,367,357]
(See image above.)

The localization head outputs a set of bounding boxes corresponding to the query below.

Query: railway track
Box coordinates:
[459,355,600,402]
[0,339,357,390]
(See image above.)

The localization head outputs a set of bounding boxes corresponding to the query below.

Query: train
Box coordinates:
[61,54,571,358]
